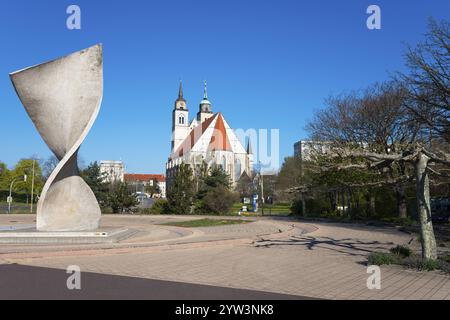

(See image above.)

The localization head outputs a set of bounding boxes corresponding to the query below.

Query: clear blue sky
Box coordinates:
[0,0,448,173]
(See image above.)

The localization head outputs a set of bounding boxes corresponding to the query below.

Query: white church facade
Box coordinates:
[166,81,253,188]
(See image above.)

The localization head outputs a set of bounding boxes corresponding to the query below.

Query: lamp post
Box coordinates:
[8,175,27,214]
[255,161,264,216]
[30,158,36,213]
[260,167,265,216]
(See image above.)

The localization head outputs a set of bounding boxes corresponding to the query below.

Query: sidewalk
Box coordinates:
[0,215,449,300]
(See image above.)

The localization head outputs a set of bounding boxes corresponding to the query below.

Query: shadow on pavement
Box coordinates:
[255,235,395,257]
[0,264,315,300]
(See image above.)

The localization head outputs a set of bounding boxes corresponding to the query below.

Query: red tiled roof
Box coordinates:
[124,174,166,182]
[208,113,232,152]
[175,113,217,157]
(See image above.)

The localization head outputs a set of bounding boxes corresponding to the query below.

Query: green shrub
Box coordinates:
[202,186,238,215]
[402,257,440,271]
[290,198,303,215]
[106,181,139,213]
[151,199,169,214]
[368,249,450,275]
[439,255,450,263]
[437,260,450,274]
[381,217,416,226]
[321,210,344,219]
[367,252,400,265]
[192,200,207,215]
[422,259,440,271]
[390,245,412,257]
[139,208,152,215]
[140,199,169,215]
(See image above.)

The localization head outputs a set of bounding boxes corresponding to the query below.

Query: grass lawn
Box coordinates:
[162,218,251,228]
[231,202,292,216]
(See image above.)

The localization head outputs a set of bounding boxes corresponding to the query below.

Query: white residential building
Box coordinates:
[100,160,125,182]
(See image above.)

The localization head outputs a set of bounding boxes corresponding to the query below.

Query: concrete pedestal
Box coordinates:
[0,226,136,244]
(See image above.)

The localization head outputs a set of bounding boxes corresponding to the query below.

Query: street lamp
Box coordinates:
[30,158,35,213]
[8,175,27,214]
[260,163,265,216]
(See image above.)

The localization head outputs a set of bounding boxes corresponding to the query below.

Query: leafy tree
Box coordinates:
[235,171,254,198]
[193,161,209,193]
[149,199,169,214]
[276,157,305,202]
[276,157,303,191]
[203,185,238,215]
[276,156,320,213]
[0,161,11,190]
[259,174,277,201]
[106,181,139,213]
[12,158,44,199]
[203,165,231,189]
[195,164,230,200]
[194,164,237,214]
[145,183,161,198]
[81,161,109,208]
[167,163,195,214]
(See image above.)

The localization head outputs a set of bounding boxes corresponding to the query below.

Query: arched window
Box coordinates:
[235,159,241,181]
[178,115,185,125]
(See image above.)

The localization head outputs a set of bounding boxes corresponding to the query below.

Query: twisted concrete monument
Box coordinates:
[10,44,103,231]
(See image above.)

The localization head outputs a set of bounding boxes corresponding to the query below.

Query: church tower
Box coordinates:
[171,81,189,152]
[197,80,214,123]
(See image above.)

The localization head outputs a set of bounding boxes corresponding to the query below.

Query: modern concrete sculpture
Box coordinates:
[10,44,103,231]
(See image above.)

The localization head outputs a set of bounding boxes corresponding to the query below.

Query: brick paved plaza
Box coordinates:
[0,214,449,300]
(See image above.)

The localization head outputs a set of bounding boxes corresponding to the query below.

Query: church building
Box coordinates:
[166,81,253,188]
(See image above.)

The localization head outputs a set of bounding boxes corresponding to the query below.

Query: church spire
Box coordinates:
[203,80,208,100]
[199,80,211,106]
[175,80,186,105]
[178,80,184,100]
[197,80,213,123]
[247,140,253,154]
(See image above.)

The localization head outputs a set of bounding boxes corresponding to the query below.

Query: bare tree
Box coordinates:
[306,83,448,260]
[303,19,450,260]
[398,18,449,143]
[41,155,59,180]
[307,82,412,218]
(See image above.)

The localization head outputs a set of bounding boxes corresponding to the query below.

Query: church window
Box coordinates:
[235,159,241,181]
[179,115,185,125]
[221,156,226,170]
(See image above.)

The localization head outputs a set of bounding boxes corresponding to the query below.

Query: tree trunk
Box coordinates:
[415,153,437,260]
[396,185,408,219]
[368,192,376,217]
[346,189,351,218]
[301,193,306,217]
[331,192,337,211]
[354,191,360,211]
